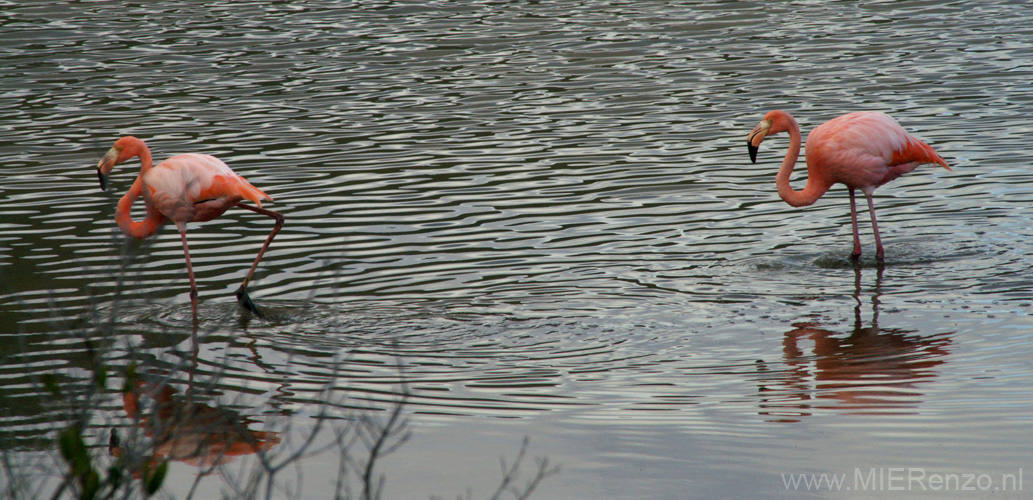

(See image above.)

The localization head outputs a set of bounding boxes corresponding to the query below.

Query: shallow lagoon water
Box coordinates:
[3,1,1033,498]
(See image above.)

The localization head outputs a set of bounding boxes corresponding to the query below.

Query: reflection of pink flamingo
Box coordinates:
[747,111,950,261]
[96,136,283,317]
[757,266,953,422]
[775,321,952,417]
[115,380,281,474]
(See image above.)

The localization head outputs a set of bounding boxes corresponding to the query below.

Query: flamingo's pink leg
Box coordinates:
[179,229,199,318]
[863,190,885,261]
[233,203,285,317]
[849,188,862,260]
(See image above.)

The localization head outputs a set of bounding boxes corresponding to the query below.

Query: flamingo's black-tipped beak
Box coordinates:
[746,119,770,164]
[96,147,118,191]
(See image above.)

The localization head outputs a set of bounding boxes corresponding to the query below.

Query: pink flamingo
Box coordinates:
[747,110,950,261]
[96,136,284,318]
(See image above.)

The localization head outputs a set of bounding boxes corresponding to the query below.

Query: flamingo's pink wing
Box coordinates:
[142,154,272,225]
[807,112,948,188]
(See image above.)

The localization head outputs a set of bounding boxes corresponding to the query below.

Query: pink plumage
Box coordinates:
[96,136,284,318]
[747,110,950,261]
[805,111,948,190]
[143,153,272,226]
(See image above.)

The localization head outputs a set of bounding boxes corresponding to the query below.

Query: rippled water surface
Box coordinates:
[4,1,1033,498]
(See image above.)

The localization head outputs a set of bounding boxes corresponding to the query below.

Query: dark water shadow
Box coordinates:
[757,265,955,422]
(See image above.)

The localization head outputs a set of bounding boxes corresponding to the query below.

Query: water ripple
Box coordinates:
[4,2,1033,495]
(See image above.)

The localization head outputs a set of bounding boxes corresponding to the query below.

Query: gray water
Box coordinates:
[3,1,1033,498]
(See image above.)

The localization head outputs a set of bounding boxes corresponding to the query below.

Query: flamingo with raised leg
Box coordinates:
[747,110,950,261]
[96,136,283,318]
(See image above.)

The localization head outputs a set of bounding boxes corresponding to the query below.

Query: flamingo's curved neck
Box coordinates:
[135,146,153,175]
[775,116,830,207]
[115,141,165,238]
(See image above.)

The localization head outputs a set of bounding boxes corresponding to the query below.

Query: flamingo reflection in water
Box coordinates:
[111,378,281,475]
[757,267,954,422]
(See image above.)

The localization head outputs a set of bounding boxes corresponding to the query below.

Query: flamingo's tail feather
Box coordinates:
[894,138,950,171]
[236,179,273,208]
[201,174,272,208]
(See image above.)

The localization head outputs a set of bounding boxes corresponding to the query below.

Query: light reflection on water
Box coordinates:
[3,0,1033,498]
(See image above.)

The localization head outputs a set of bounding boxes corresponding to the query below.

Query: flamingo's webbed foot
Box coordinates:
[235,285,264,318]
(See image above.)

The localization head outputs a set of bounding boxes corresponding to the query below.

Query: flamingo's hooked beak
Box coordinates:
[96,147,118,191]
[746,119,771,164]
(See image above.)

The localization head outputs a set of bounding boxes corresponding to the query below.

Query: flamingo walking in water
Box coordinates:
[96,136,284,318]
[746,110,950,261]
